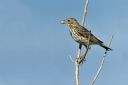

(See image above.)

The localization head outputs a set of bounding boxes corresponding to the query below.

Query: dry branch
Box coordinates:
[90,35,114,85]
[75,0,89,85]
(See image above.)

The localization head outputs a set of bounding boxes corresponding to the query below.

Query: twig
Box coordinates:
[69,55,75,63]
[75,0,89,85]
[90,35,114,85]
[82,0,89,26]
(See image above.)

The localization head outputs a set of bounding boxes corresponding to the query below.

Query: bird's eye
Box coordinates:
[67,19,70,22]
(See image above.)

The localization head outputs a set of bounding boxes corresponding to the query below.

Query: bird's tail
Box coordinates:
[100,43,112,51]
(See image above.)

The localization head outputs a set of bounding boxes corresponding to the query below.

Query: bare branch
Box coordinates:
[90,35,114,85]
[82,0,89,26]
[75,61,80,85]
[69,55,75,63]
[75,0,90,85]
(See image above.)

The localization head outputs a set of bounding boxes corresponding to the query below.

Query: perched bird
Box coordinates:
[60,18,112,51]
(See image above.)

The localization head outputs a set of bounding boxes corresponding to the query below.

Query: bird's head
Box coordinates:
[60,18,79,26]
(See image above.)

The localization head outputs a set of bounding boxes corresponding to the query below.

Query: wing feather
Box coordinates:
[77,25,103,44]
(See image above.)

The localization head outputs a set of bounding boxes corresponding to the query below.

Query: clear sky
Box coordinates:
[0,0,128,85]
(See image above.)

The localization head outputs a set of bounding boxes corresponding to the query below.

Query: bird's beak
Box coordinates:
[60,20,66,24]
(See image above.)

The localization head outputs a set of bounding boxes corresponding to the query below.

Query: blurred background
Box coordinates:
[0,0,127,85]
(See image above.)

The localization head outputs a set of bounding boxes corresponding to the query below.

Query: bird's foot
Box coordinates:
[76,55,86,64]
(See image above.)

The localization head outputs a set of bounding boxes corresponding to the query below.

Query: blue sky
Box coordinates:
[0,0,128,85]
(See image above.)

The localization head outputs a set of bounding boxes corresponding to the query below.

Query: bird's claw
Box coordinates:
[76,55,86,64]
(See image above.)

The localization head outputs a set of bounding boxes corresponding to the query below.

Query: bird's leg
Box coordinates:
[80,30,91,61]
[79,44,82,50]
[76,44,83,64]
[77,54,86,64]
[84,45,90,57]
[79,45,90,62]
[76,44,82,58]
[76,30,91,64]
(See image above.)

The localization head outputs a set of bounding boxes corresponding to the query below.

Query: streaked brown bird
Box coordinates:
[60,18,112,51]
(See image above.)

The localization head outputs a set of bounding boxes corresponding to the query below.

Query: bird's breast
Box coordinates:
[69,28,90,45]
[69,28,82,41]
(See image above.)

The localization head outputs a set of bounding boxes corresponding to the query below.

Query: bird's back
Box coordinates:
[69,23,103,45]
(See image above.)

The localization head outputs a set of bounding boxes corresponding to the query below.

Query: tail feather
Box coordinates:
[100,43,112,51]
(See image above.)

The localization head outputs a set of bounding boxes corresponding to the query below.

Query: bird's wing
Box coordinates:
[77,26,103,44]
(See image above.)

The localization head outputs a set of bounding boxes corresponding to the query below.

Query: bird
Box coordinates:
[60,18,112,51]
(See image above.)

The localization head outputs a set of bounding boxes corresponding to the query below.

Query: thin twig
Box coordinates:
[69,55,75,63]
[75,0,89,85]
[82,0,89,26]
[90,35,114,85]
